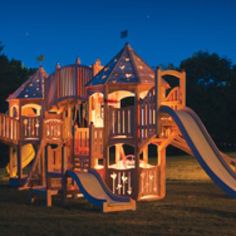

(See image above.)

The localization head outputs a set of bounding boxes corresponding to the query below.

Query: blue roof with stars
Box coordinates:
[8,66,47,100]
[87,43,155,86]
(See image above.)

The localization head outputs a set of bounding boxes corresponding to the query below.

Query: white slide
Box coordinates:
[66,169,136,212]
[160,106,236,197]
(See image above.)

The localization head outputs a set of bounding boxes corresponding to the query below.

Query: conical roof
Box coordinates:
[87,43,155,86]
[8,66,47,100]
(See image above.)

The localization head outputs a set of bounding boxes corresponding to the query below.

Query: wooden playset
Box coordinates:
[0,44,235,212]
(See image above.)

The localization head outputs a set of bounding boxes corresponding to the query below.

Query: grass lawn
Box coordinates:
[0,154,236,236]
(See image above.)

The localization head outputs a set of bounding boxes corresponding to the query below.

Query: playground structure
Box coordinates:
[0,44,236,212]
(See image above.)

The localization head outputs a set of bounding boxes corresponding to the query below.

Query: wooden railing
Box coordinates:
[139,166,159,198]
[74,125,103,170]
[139,88,156,144]
[74,127,89,156]
[162,87,183,110]
[74,125,103,158]
[22,116,41,141]
[44,118,64,143]
[107,168,136,197]
[109,106,134,138]
[0,113,19,144]
[166,87,180,102]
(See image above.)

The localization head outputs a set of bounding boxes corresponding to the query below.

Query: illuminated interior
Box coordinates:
[89,92,104,127]
[108,144,135,170]
[21,103,41,117]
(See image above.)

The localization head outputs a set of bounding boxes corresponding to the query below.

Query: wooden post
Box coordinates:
[158,146,166,199]
[155,67,161,137]
[17,144,22,179]
[143,145,148,165]
[62,144,66,174]
[88,96,92,125]
[9,146,14,178]
[41,142,46,187]
[61,143,67,205]
[134,88,140,199]
[89,122,94,168]
[71,116,75,170]
[181,70,186,108]
[44,144,48,188]
[115,144,120,164]
[103,86,109,183]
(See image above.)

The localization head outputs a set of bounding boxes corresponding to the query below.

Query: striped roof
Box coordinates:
[8,66,47,100]
[87,43,155,86]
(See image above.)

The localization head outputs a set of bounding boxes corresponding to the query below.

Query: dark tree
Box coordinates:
[180,51,236,150]
[0,42,36,167]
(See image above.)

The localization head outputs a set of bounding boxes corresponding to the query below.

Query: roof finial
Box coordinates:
[95,58,101,66]
[39,65,44,73]
[124,42,132,49]
[56,62,61,70]
[76,57,81,65]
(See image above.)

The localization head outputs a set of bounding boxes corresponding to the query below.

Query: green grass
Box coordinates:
[0,154,236,236]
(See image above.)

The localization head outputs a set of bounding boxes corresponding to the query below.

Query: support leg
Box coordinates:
[158,147,166,199]
[17,145,22,180]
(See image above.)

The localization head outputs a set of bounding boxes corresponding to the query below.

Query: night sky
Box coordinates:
[0,0,236,73]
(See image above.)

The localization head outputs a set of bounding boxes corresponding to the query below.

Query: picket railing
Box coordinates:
[0,113,19,144]
[107,168,136,197]
[22,116,41,141]
[74,127,89,156]
[139,88,156,144]
[139,166,159,198]
[109,106,134,138]
[162,87,183,110]
[44,118,64,143]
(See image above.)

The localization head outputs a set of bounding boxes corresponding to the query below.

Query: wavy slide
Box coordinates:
[160,106,236,198]
[6,144,35,177]
[66,169,136,212]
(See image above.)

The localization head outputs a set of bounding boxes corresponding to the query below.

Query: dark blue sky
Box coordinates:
[0,0,236,73]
